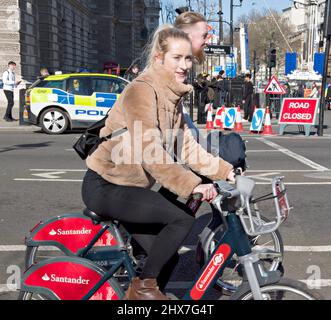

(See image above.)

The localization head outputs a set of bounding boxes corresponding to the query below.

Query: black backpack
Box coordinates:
[207,132,247,171]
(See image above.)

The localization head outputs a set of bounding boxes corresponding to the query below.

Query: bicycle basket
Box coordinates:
[239,176,291,236]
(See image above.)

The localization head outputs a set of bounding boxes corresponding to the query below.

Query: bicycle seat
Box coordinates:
[83,208,107,224]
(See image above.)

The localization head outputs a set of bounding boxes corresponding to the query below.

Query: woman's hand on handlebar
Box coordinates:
[192,184,218,203]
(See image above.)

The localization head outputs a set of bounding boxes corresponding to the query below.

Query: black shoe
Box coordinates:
[3,117,13,122]
[10,118,18,121]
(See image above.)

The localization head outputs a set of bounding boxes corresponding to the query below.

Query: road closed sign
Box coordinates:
[279,98,319,125]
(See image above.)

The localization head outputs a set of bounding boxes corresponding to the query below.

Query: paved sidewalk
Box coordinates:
[0,106,37,131]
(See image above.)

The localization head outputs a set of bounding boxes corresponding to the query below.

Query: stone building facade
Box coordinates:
[0,0,160,82]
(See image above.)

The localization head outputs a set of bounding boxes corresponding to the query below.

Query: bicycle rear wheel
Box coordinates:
[25,245,63,270]
[231,278,323,300]
[18,291,51,300]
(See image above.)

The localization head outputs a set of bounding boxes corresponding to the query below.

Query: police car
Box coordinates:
[25,73,129,134]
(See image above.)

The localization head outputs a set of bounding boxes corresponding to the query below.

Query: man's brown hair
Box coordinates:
[174,11,206,30]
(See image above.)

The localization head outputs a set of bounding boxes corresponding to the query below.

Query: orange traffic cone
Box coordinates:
[214,106,224,130]
[262,106,274,135]
[205,104,214,130]
[234,106,244,132]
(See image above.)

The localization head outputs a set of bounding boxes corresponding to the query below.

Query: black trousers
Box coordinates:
[244,96,253,121]
[4,90,14,119]
[81,169,195,290]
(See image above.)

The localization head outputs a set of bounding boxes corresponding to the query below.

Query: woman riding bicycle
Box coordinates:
[81,25,235,300]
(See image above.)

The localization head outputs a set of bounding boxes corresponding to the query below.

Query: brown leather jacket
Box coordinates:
[87,64,233,198]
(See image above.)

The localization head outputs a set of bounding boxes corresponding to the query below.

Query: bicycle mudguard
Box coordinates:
[25,213,120,255]
[21,256,124,300]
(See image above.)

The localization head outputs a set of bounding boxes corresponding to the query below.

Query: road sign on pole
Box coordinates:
[204,45,231,55]
[264,76,286,95]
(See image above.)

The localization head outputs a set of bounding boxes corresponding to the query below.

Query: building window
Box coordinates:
[26,1,32,15]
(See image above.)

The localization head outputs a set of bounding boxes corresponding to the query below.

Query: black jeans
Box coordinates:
[81,169,195,289]
[4,90,14,119]
[244,97,253,121]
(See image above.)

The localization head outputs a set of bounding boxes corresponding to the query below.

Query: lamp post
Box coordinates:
[230,0,243,53]
[219,0,223,44]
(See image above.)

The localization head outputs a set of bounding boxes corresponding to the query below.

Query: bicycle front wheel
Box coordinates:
[231,278,323,300]
[203,215,284,294]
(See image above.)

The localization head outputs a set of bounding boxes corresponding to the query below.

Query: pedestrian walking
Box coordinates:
[297,83,305,98]
[309,82,320,98]
[242,73,254,122]
[193,73,209,124]
[326,83,331,110]
[211,72,227,109]
[2,61,21,122]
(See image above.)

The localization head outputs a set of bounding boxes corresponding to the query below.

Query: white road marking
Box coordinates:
[247,172,281,182]
[247,170,326,172]
[32,171,67,179]
[30,169,86,172]
[256,182,331,185]
[14,179,83,182]
[246,150,280,153]
[165,279,331,290]
[258,138,330,172]
[284,245,331,252]
[0,245,59,252]
[0,284,19,293]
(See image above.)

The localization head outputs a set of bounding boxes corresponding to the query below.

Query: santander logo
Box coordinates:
[213,253,224,266]
[42,273,90,285]
[48,228,92,236]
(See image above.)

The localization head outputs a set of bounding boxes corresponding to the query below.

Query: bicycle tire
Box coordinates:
[230,278,323,300]
[18,290,51,300]
[25,245,63,270]
[200,215,284,294]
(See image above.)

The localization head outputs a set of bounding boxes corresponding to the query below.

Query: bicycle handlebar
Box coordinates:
[213,180,241,200]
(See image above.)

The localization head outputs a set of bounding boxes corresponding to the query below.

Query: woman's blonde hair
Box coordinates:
[144,24,191,68]
[174,11,206,30]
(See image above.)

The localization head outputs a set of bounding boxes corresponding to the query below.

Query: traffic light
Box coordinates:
[268,47,277,68]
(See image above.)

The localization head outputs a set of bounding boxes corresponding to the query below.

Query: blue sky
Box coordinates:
[171,0,294,22]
